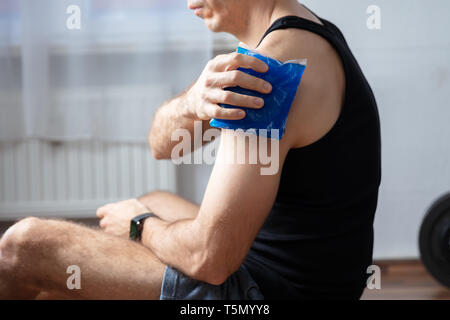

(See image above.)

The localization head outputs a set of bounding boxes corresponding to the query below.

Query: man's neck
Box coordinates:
[233,0,301,49]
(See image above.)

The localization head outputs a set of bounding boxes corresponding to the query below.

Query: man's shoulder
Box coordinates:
[257,23,335,63]
[256,23,346,149]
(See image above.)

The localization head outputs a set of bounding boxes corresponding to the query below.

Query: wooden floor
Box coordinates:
[361,259,450,300]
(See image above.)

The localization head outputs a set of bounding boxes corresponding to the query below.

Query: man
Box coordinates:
[0,0,381,300]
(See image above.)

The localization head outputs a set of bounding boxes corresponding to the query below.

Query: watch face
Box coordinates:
[129,220,139,240]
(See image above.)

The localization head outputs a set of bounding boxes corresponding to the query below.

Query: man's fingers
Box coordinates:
[194,52,270,121]
[213,70,272,94]
[99,218,107,229]
[214,52,269,73]
[205,103,246,121]
[96,206,106,218]
[96,203,113,218]
[209,89,264,110]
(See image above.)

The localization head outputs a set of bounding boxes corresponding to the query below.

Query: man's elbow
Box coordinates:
[192,263,230,286]
[189,249,238,286]
[197,271,228,286]
[148,133,169,160]
[150,148,167,160]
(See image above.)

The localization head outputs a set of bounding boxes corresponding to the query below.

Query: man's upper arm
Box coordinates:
[194,127,295,278]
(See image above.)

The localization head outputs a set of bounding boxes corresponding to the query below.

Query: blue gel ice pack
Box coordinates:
[209,46,306,139]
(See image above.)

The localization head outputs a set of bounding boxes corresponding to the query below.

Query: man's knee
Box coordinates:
[0,217,51,298]
[0,217,48,266]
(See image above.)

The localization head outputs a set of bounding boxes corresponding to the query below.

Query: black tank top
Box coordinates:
[242,14,382,300]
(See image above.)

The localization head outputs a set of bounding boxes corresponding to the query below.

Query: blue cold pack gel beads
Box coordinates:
[209,46,306,140]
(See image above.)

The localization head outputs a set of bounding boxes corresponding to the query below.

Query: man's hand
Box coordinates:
[96,199,149,238]
[184,52,273,121]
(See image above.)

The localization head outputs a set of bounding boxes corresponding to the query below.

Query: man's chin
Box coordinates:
[203,18,223,33]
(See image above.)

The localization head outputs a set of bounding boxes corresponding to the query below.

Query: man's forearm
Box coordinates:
[137,191,199,223]
[141,217,198,274]
[141,216,224,285]
[148,84,213,160]
[149,89,195,159]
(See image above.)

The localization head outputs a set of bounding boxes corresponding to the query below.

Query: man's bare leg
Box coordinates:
[0,217,166,299]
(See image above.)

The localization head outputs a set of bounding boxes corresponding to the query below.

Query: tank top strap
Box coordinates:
[256,15,339,48]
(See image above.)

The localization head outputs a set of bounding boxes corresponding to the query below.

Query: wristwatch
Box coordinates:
[129,212,158,241]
